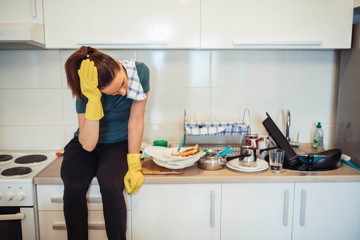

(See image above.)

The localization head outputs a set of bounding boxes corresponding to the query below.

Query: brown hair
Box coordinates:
[65,46,120,99]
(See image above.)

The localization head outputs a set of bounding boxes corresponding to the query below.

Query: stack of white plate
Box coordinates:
[144,146,206,169]
[226,159,269,172]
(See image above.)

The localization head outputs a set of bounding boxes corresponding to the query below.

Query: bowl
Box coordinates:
[198,151,227,171]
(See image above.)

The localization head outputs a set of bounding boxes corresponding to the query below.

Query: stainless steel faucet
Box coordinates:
[286,110,291,142]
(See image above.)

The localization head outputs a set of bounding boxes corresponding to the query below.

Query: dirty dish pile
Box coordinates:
[226,158,269,172]
[144,146,206,169]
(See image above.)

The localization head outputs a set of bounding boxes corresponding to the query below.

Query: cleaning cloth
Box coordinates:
[340,154,360,171]
[120,60,146,101]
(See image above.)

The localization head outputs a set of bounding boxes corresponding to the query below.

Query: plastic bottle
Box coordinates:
[312,122,324,150]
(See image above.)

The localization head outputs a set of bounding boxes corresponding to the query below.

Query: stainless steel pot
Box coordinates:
[198,151,227,170]
[239,146,257,167]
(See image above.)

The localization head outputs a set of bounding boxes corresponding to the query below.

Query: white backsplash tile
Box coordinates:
[211,50,285,88]
[0,49,337,149]
[62,89,78,125]
[145,88,211,124]
[0,126,64,150]
[0,50,61,88]
[137,50,211,88]
[143,124,184,145]
[284,50,336,88]
[0,89,63,125]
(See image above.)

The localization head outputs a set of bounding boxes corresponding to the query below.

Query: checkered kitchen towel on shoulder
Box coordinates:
[185,121,250,136]
[120,60,147,101]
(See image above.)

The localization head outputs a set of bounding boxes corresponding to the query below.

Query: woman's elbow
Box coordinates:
[81,143,96,152]
[79,138,97,152]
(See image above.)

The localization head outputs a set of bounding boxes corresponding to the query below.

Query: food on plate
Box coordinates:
[171,144,200,157]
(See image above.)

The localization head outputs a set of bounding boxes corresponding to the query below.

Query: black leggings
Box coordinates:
[60,137,129,240]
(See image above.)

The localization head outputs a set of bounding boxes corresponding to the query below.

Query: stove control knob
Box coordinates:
[16,192,26,201]
[5,191,14,201]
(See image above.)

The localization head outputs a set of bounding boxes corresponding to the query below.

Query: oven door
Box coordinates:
[0,207,37,240]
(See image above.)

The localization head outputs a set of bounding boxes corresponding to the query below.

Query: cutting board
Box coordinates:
[141,158,183,175]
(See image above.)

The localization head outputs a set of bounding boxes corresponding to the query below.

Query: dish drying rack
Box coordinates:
[180,109,252,155]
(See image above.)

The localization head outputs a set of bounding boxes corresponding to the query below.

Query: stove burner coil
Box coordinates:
[15,154,47,164]
[1,167,32,176]
[0,154,13,162]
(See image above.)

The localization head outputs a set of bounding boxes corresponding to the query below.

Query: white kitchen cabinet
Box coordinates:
[36,184,131,240]
[43,0,200,49]
[131,184,221,240]
[0,0,45,47]
[222,182,360,240]
[0,0,43,23]
[38,211,112,240]
[201,0,353,49]
[292,182,360,240]
[221,183,295,240]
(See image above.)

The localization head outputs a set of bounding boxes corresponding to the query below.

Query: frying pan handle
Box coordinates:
[225,154,250,161]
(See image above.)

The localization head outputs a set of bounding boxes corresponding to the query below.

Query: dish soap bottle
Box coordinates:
[312,122,324,151]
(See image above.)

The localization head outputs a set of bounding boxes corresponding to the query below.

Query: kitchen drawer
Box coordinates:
[36,184,131,211]
[38,210,131,240]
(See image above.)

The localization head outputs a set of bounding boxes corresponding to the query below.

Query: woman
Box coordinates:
[61,46,149,240]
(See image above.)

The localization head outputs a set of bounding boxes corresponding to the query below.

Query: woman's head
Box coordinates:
[65,46,121,99]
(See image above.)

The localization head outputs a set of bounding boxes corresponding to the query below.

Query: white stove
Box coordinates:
[0,151,58,207]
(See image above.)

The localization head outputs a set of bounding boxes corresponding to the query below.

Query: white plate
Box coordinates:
[144,146,206,162]
[166,155,202,166]
[226,159,269,172]
[152,158,194,170]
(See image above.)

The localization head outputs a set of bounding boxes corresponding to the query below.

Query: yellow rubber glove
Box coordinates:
[124,153,144,194]
[78,59,104,120]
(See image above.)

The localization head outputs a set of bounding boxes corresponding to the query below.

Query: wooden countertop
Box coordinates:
[34,157,360,185]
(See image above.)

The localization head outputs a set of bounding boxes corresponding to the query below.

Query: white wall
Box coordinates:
[0,49,337,150]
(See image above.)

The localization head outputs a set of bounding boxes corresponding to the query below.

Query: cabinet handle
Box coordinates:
[299,190,307,226]
[31,0,37,18]
[51,196,102,203]
[77,41,168,47]
[0,213,25,221]
[53,222,105,230]
[233,40,322,46]
[283,190,289,226]
[210,191,215,228]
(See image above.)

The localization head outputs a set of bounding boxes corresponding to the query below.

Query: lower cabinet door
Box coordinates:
[292,182,360,240]
[131,184,221,240]
[221,183,294,240]
[38,210,131,240]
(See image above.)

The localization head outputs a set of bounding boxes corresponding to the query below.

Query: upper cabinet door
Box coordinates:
[201,0,353,49]
[0,0,43,23]
[43,0,200,49]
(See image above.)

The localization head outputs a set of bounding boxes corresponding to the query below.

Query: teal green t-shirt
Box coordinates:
[74,61,150,143]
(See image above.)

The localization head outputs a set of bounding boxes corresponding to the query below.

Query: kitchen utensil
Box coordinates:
[152,158,194,170]
[225,153,251,161]
[144,146,205,162]
[214,145,234,157]
[177,139,185,152]
[262,112,300,168]
[198,151,227,170]
[239,146,257,167]
[226,159,269,172]
[242,133,258,147]
[269,148,285,173]
[298,148,342,170]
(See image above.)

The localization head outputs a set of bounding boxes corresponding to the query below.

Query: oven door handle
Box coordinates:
[51,196,102,203]
[0,213,25,221]
[53,222,105,230]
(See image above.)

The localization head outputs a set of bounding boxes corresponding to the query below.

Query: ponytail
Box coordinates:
[65,46,120,99]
